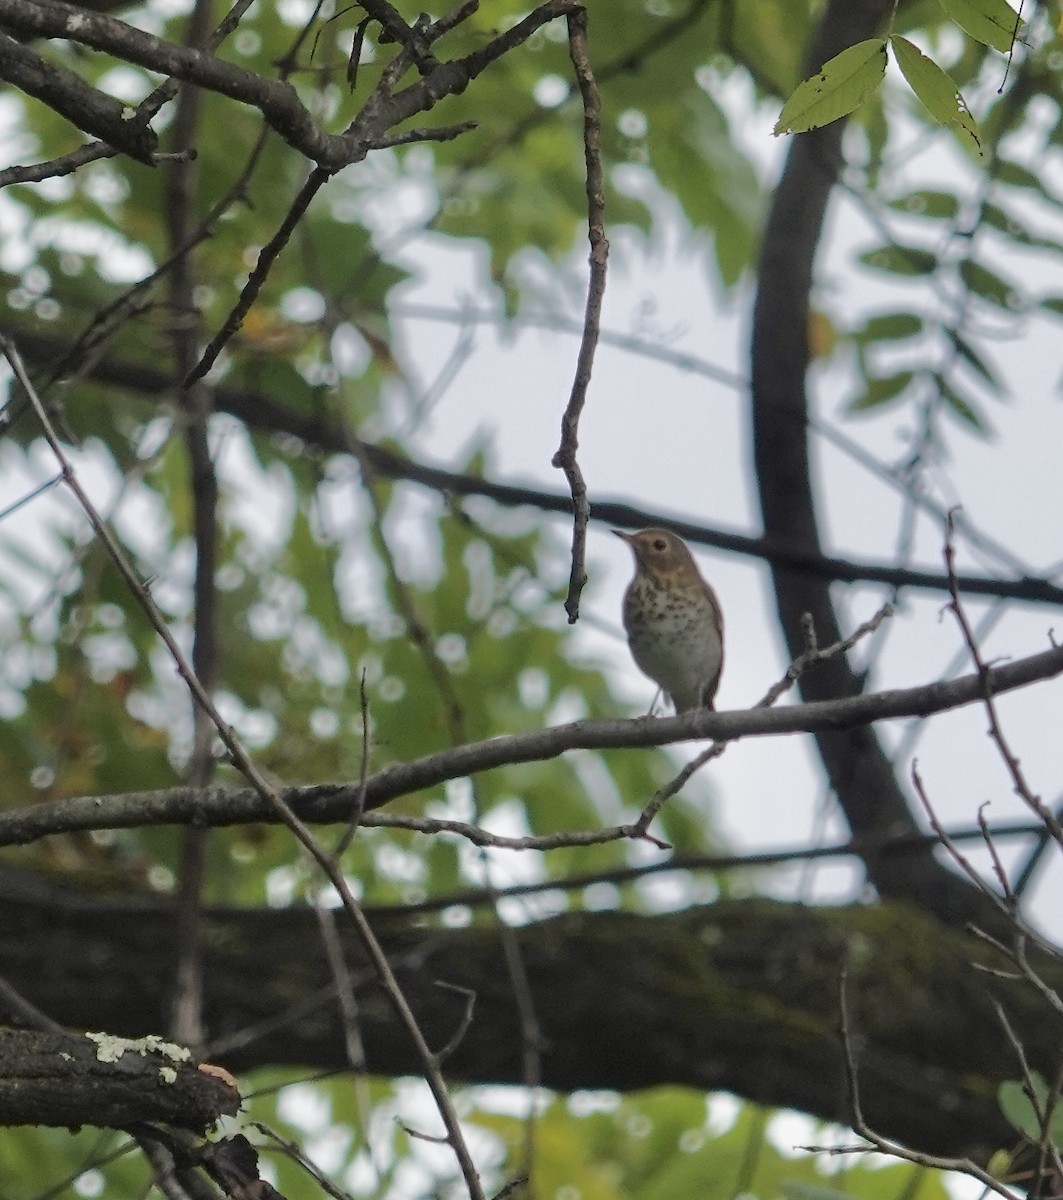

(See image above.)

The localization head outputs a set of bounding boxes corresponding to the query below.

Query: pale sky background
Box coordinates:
[362,95,1063,935]
[4,67,1063,927]
[1,24,1060,1192]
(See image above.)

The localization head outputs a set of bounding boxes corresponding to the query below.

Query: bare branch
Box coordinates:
[632,605,893,837]
[551,5,607,623]
[0,0,576,174]
[3,639,1063,847]
[911,762,1012,919]
[367,119,477,148]
[248,1122,355,1200]
[358,818,1063,915]
[0,141,115,188]
[943,509,1063,847]
[831,970,1020,1200]
[430,981,477,1066]
[0,33,157,161]
[1,336,488,1200]
[10,327,1063,607]
[186,166,330,384]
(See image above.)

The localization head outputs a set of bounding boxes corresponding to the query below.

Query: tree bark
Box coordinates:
[0,868,1047,1162]
[748,0,1010,935]
[0,1026,240,1131]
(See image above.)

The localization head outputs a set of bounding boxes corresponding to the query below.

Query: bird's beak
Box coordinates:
[612,529,633,544]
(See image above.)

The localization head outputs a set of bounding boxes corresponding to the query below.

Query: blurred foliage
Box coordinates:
[0,0,1057,1195]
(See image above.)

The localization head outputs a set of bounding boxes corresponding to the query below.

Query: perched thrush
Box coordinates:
[614,527,724,713]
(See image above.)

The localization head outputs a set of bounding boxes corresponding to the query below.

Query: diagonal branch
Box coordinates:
[2,641,1062,852]
[1,334,488,1200]
[0,32,157,161]
[0,0,577,171]
[11,330,1063,605]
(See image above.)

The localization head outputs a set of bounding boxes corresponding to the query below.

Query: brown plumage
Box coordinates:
[614,527,724,712]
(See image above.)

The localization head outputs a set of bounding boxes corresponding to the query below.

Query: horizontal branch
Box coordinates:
[12,331,1063,605]
[0,871,1052,1165]
[3,642,1062,846]
[361,446,1063,604]
[363,818,1059,915]
[0,1028,240,1132]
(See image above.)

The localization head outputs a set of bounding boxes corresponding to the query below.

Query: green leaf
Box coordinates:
[995,158,1051,193]
[938,377,990,433]
[1040,296,1063,317]
[774,40,888,136]
[886,189,961,219]
[890,36,981,155]
[648,89,762,286]
[855,312,923,342]
[981,202,1063,253]
[948,331,1002,389]
[848,370,915,412]
[937,0,1022,53]
[958,257,1022,310]
[998,1074,1063,1145]
[859,244,938,275]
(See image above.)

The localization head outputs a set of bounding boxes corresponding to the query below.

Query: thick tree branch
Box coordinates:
[749,0,985,924]
[0,31,158,161]
[0,1028,240,1132]
[2,643,1061,849]
[0,0,574,170]
[0,872,1051,1166]
[0,0,338,163]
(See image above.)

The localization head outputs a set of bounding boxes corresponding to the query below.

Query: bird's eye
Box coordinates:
[652,538,667,551]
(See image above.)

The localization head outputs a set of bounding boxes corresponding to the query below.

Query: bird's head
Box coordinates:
[613,527,700,583]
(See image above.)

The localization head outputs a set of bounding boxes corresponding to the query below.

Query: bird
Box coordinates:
[614,527,724,713]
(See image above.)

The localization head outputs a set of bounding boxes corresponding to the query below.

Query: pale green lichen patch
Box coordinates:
[86,1032,191,1068]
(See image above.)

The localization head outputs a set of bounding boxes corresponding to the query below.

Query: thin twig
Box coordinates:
[3,338,488,1200]
[0,142,114,189]
[633,605,894,836]
[314,903,376,1160]
[992,997,1063,1192]
[314,906,369,1073]
[250,1122,356,1200]
[551,5,607,624]
[186,165,331,384]
[367,120,477,148]
[334,670,372,856]
[430,981,477,1065]
[943,508,1063,847]
[911,760,1013,919]
[351,817,1063,913]
[0,472,64,523]
[978,800,1015,907]
[833,968,1020,1200]
[490,1177,530,1200]
[0,973,66,1033]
